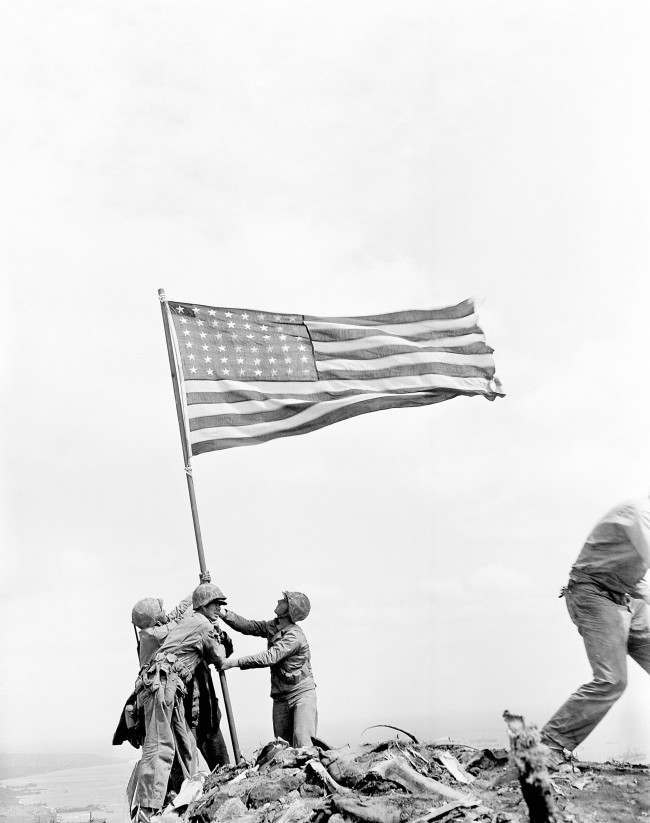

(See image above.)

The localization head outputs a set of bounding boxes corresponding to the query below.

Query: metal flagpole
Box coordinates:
[158,288,242,764]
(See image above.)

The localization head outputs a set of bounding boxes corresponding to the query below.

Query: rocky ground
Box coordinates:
[160,737,650,823]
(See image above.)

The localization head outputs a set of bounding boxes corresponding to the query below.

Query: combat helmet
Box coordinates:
[283,591,310,622]
[192,582,227,610]
[132,597,164,629]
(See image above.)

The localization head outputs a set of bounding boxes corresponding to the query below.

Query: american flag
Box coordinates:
[166,298,503,455]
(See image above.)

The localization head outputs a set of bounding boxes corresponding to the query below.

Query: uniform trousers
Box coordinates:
[272,688,317,748]
[543,583,650,750]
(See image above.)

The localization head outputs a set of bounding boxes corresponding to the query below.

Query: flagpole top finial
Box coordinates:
[158,288,167,302]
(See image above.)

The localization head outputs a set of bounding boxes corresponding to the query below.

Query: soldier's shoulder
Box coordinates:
[614,496,650,517]
[285,622,307,641]
[174,611,212,633]
[598,497,650,527]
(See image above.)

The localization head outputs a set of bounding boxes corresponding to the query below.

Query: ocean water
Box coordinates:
[2,761,137,823]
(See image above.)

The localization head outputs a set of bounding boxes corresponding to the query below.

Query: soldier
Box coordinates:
[218,591,317,748]
[128,586,232,770]
[541,495,650,767]
[131,583,231,821]
[131,594,193,668]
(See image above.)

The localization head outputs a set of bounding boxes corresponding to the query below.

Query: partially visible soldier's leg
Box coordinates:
[627,598,650,675]
[170,693,199,782]
[543,584,631,751]
[166,757,185,803]
[291,691,317,748]
[135,684,177,810]
[272,700,293,743]
[126,761,140,818]
[200,729,230,769]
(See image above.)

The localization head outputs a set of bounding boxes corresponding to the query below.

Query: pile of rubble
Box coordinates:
[161,728,650,823]
[175,737,511,823]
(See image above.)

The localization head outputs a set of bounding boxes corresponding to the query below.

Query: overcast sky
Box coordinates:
[1,1,649,764]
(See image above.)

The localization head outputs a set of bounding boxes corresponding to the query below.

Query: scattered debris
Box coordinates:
[432,750,475,785]
[173,776,207,811]
[361,725,419,744]
[176,732,649,823]
[247,770,306,807]
[370,756,476,804]
[465,748,509,774]
[320,748,366,788]
[331,795,402,823]
[210,798,248,822]
[305,760,351,796]
[409,800,479,822]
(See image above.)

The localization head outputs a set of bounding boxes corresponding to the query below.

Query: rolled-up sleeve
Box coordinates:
[221,610,270,638]
[237,630,300,670]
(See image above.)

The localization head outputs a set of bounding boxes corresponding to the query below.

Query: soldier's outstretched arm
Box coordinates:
[218,627,300,671]
[220,608,270,637]
[164,594,193,623]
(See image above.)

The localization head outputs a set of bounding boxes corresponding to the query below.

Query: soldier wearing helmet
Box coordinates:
[126,584,233,771]
[218,591,317,748]
[121,581,233,822]
[131,594,194,668]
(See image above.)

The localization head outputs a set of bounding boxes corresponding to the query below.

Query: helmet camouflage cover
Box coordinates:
[132,597,164,629]
[283,591,311,622]
[192,582,227,610]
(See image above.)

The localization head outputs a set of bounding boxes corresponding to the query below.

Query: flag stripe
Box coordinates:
[188,397,312,418]
[317,361,494,381]
[314,342,493,360]
[311,332,487,354]
[189,389,423,430]
[305,315,477,335]
[184,373,495,401]
[315,350,494,371]
[304,300,475,325]
[190,391,463,453]
[186,383,470,412]
[314,343,492,363]
[307,324,483,343]
[190,406,308,431]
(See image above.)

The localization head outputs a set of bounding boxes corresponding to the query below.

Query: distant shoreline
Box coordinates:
[0,760,135,823]
[0,755,121,782]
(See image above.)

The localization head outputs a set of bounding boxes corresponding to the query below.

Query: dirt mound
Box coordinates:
[169,738,649,823]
